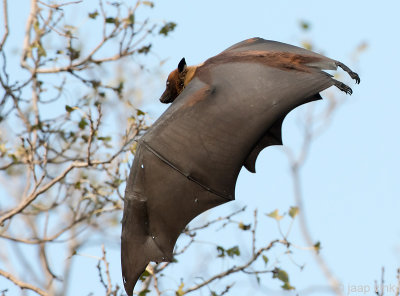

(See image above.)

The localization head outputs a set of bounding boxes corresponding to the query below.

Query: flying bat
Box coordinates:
[121,37,360,295]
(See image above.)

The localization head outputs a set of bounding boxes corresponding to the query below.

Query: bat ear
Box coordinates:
[178,57,187,73]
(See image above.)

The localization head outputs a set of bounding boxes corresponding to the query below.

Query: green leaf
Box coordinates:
[65,105,75,113]
[74,181,81,189]
[216,246,225,257]
[78,118,88,129]
[36,42,47,57]
[124,13,135,26]
[98,136,111,142]
[282,282,295,290]
[226,246,240,257]
[314,241,321,253]
[139,289,150,296]
[238,221,251,230]
[299,20,310,31]
[116,81,124,94]
[273,268,291,286]
[262,255,269,265]
[289,206,299,218]
[277,269,289,283]
[301,41,313,50]
[88,11,99,19]
[31,122,43,130]
[34,20,40,33]
[68,47,80,60]
[142,1,154,7]
[136,109,145,116]
[159,22,177,36]
[90,80,100,88]
[176,282,184,296]
[64,25,77,31]
[139,270,150,282]
[105,17,116,24]
[137,44,151,54]
[266,209,283,221]
[9,153,18,162]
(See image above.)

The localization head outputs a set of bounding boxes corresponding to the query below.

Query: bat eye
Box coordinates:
[166,81,170,86]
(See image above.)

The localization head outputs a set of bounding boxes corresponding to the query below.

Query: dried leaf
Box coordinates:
[267,209,283,221]
[289,206,299,218]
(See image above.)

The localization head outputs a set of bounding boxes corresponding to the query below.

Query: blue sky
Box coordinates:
[1,0,400,295]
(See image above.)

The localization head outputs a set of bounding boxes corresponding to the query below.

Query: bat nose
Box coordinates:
[159,91,171,103]
[159,96,169,103]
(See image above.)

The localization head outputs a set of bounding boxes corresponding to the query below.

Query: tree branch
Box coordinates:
[287,107,344,296]
[0,0,9,50]
[183,239,284,294]
[0,269,49,296]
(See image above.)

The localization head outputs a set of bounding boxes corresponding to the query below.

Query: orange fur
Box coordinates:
[160,65,198,103]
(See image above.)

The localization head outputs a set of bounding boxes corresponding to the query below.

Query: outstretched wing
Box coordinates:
[121,38,359,296]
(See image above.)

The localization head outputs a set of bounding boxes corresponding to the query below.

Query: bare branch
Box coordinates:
[375,267,385,296]
[286,106,344,296]
[0,0,9,50]
[0,269,49,296]
[184,206,246,233]
[97,245,112,295]
[183,239,283,294]
[37,0,82,9]
[21,0,38,69]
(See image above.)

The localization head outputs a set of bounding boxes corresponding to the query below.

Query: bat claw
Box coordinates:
[333,79,353,95]
[351,72,361,84]
[336,61,360,84]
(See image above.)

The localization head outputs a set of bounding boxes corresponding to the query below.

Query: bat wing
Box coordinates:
[222,37,337,70]
[122,38,359,295]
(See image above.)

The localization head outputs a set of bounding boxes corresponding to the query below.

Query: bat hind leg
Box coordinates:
[333,79,353,95]
[336,61,360,84]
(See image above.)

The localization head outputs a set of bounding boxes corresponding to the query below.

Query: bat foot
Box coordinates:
[333,79,353,95]
[351,72,360,84]
[336,62,360,84]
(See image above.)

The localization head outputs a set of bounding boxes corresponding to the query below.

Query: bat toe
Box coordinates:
[336,61,360,84]
[349,71,360,84]
[333,79,353,95]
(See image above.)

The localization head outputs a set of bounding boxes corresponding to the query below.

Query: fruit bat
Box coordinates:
[121,37,359,295]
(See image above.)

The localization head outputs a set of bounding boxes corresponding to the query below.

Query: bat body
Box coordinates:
[121,37,359,295]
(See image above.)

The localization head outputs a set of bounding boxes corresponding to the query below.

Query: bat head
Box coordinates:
[160,58,188,103]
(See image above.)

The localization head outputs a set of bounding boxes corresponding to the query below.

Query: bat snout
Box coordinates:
[159,96,171,103]
[159,90,173,104]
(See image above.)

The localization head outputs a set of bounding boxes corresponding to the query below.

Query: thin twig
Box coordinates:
[183,239,283,294]
[0,269,49,296]
[0,0,9,50]
[251,209,257,256]
[288,110,343,296]
[37,0,82,9]
[21,0,38,68]
[99,245,112,295]
[185,206,246,233]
